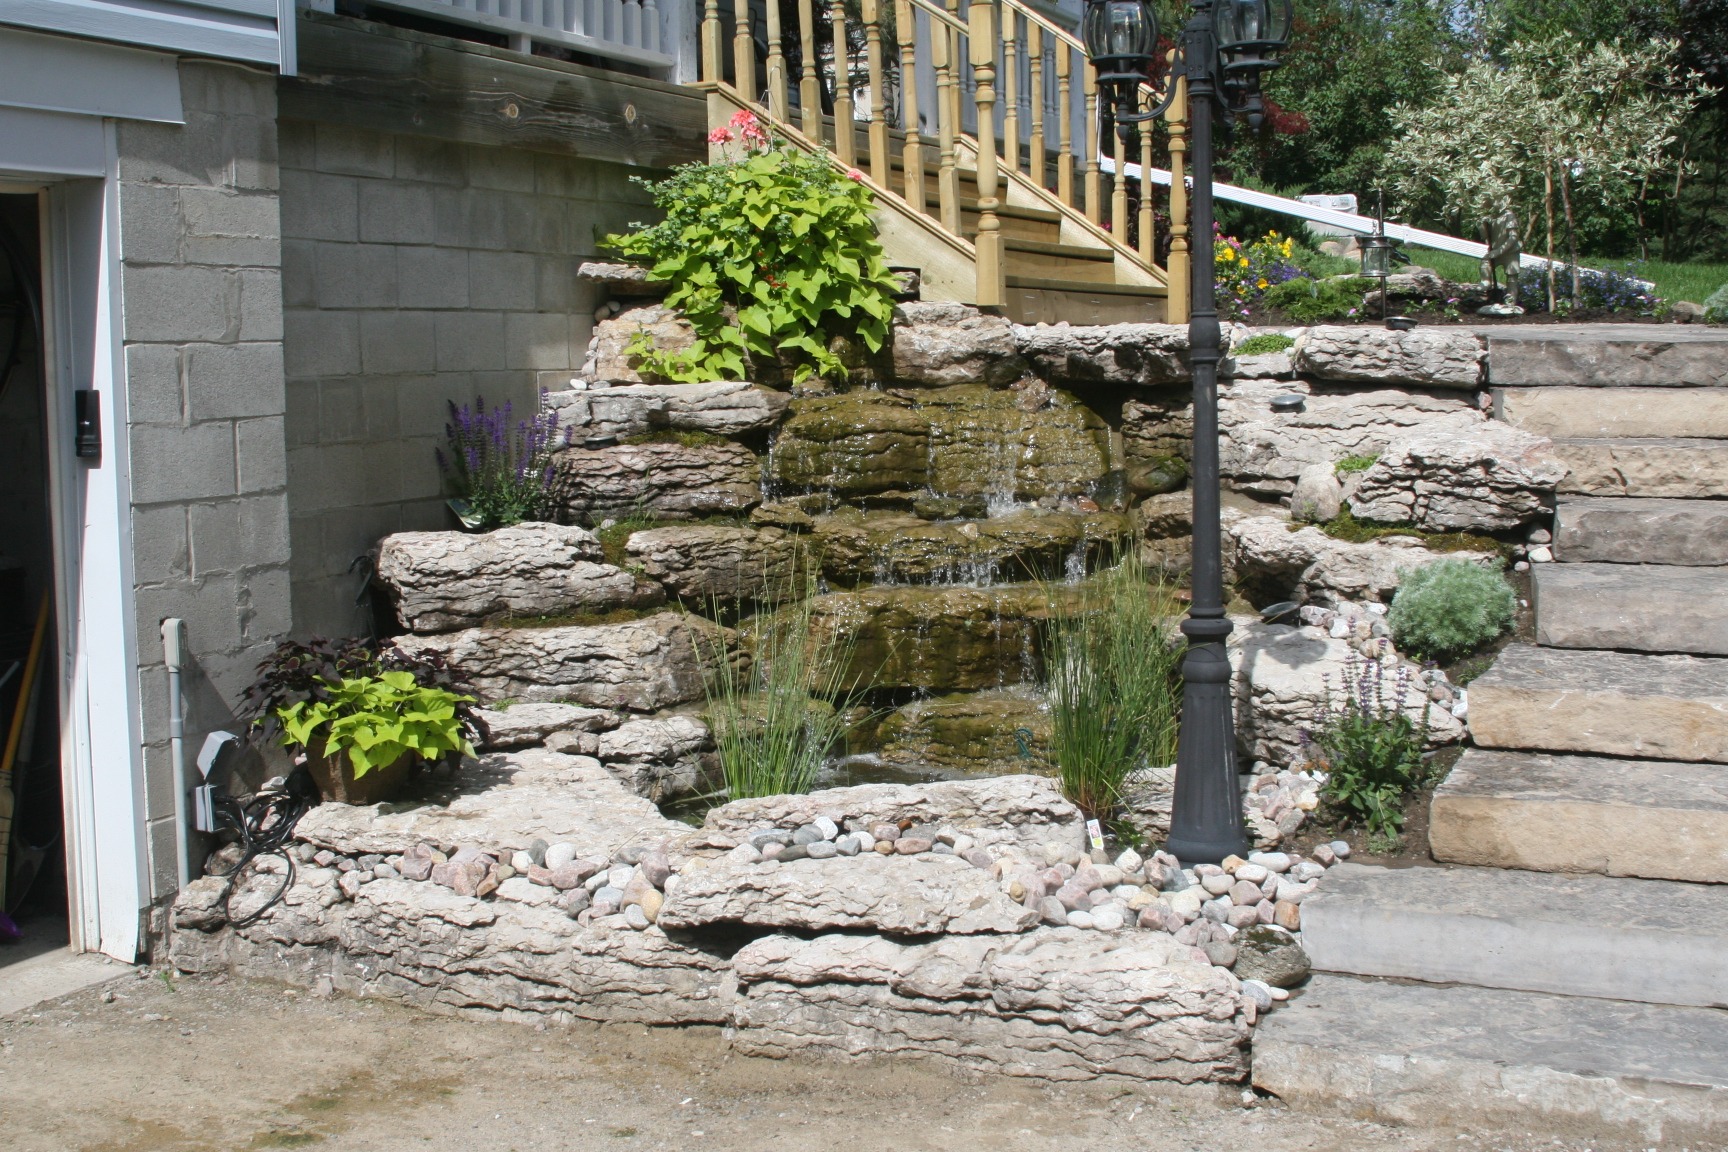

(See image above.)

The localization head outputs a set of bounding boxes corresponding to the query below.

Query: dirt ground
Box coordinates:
[0,968,1684,1152]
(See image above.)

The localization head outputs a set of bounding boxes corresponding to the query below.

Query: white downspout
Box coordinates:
[161,618,189,891]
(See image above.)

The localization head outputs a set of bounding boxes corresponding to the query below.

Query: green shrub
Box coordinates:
[1260,275,1375,323]
[278,671,475,778]
[1704,282,1728,325]
[1334,454,1378,474]
[604,110,897,385]
[1043,553,1183,818]
[701,572,860,799]
[1388,558,1516,662]
[1308,656,1429,840]
[1232,332,1295,356]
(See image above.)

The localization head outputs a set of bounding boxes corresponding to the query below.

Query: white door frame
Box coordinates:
[33,135,149,963]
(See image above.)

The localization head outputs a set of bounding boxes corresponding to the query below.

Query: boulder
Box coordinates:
[376,524,664,633]
[1228,511,1498,606]
[1014,323,1191,386]
[768,385,1107,502]
[587,304,699,384]
[1288,464,1342,524]
[890,302,1024,386]
[730,928,1250,1082]
[625,524,801,604]
[552,440,760,523]
[768,390,930,495]
[1218,380,1481,497]
[1230,622,1463,766]
[576,261,665,297]
[293,746,684,859]
[595,714,717,803]
[805,583,1055,692]
[872,688,1052,774]
[658,851,1039,935]
[1232,925,1311,988]
[1293,326,1485,390]
[809,507,1130,586]
[1350,423,1567,532]
[475,702,619,750]
[1122,392,1192,496]
[543,381,790,439]
[701,773,1083,853]
[918,384,1109,501]
[394,612,721,710]
[172,869,733,1027]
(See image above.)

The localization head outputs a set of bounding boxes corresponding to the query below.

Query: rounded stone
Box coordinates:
[813,816,839,840]
[895,837,934,854]
[624,904,652,930]
[1038,896,1069,925]
[1202,874,1234,896]
[1066,909,1097,929]
[1203,941,1238,968]
[1234,925,1312,988]
[1329,840,1352,859]
[1233,863,1270,885]
[805,840,839,860]
[543,843,579,871]
[1091,905,1126,931]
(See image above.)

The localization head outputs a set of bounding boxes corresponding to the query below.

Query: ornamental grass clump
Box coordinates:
[1043,552,1183,818]
[1388,558,1516,662]
[1308,655,1429,842]
[702,572,861,799]
[437,395,566,530]
[605,109,898,385]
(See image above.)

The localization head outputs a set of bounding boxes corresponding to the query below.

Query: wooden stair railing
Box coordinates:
[698,0,1192,321]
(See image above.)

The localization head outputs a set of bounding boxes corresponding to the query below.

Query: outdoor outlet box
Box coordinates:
[193,730,241,834]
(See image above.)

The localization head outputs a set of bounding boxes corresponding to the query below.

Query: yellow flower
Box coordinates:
[1256,278,1269,289]
[1239,254,1250,267]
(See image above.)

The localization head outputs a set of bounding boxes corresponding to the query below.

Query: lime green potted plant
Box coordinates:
[242,639,484,805]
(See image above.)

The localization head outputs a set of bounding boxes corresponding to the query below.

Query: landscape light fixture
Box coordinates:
[1361,191,1416,330]
[1081,0,1293,864]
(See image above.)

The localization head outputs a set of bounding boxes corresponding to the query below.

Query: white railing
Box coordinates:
[305,0,683,73]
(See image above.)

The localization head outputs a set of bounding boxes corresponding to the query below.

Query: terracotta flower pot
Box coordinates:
[304,749,412,805]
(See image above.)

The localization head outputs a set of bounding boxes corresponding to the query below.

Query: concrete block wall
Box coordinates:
[115,61,292,902]
[279,124,657,635]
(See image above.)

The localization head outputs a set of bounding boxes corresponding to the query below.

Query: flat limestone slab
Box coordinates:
[1430,748,1728,882]
[1486,330,1728,387]
[1550,437,1728,498]
[1301,863,1728,1006]
[733,928,1249,1083]
[1469,644,1728,763]
[294,747,685,858]
[1555,497,1728,565]
[1253,974,1728,1142]
[1497,385,1728,438]
[658,852,1039,936]
[1533,563,1728,655]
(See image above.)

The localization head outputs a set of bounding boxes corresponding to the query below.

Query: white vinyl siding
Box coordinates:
[0,0,286,68]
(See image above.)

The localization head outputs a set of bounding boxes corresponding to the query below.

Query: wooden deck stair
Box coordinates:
[697,0,1190,324]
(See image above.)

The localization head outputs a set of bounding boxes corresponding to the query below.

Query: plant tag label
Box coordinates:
[1086,819,1105,852]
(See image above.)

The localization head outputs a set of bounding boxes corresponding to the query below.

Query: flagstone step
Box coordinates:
[1484,327,1728,388]
[1428,748,1728,882]
[1299,863,1728,1006]
[1551,437,1728,498]
[1555,497,1728,565]
[1533,563,1728,655]
[1252,975,1728,1141]
[1468,644,1728,763]
[1496,385,1728,438]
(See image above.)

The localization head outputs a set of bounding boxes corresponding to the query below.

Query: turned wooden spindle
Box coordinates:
[863,0,889,183]
[969,0,1005,308]
[896,0,927,215]
[829,0,855,163]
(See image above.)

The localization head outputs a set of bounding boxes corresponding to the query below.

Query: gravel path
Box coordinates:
[0,970,1661,1152]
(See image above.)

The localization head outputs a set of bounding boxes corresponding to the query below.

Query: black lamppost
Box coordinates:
[1082,0,1293,865]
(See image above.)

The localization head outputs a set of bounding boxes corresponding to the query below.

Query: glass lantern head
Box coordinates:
[1215,0,1293,80]
[1083,0,1159,85]
[1360,234,1395,278]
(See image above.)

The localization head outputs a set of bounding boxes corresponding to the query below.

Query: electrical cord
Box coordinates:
[210,765,319,928]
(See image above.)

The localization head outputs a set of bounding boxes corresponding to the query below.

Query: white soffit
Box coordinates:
[0,23,182,123]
